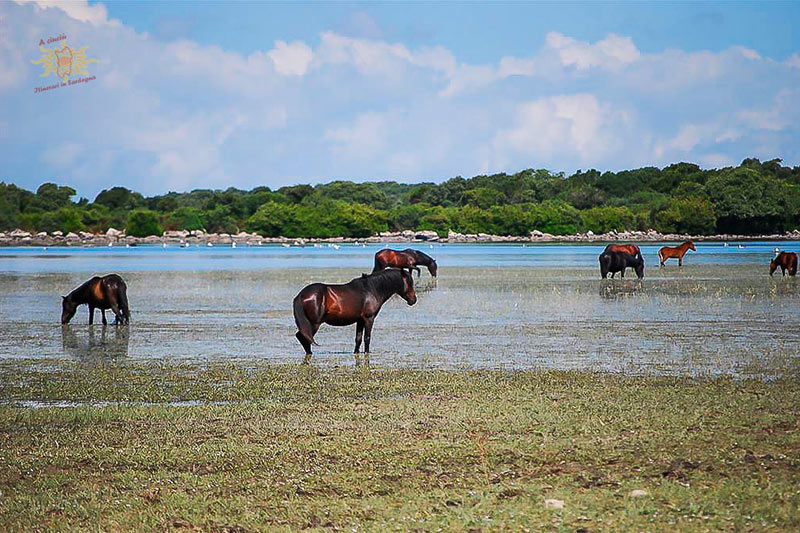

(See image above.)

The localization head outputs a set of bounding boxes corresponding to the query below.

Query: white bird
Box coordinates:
[162,242,167,248]
[232,242,237,248]
[282,243,291,248]
[207,242,213,247]
[738,244,745,249]
[108,242,113,247]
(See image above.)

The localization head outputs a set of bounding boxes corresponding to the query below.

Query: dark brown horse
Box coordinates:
[373,248,438,277]
[770,251,798,276]
[599,250,644,279]
[658,240,696,267]
[293,269,417,360]
[604,243,642,260]
[61,274,130,325]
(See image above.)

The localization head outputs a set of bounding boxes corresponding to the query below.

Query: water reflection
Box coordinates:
[61,324,130,359]
[599,279,645,300]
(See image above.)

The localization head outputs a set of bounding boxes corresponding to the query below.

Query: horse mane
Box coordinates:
[65,277,96,300]
[356,268,406,295]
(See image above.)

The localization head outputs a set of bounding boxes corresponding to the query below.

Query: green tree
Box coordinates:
[126,210,163,237]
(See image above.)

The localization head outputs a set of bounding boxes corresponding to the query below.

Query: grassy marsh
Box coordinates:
[1,360,799,531]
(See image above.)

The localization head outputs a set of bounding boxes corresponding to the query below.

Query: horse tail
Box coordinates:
[293,295,318,346]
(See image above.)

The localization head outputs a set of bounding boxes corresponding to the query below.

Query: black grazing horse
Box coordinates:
[61,274,130,325]
[599,250,644,279]
[293,269,417,360]
[373,248,438,277]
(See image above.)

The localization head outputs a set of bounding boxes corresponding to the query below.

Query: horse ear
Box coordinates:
[61,295,66,301]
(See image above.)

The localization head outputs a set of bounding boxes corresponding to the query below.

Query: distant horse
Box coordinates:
[61,274,130,325]
[373,248,438,277]
[599,250,644,279]
[604,243,642,260]
[770,251,798,276]
[658,240,696,267]
[293,269,417,360]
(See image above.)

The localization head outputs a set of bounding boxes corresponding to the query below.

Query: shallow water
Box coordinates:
[0,243,797,377]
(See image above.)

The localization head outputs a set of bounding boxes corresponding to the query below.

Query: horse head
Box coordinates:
[428,260,438,277]
[686,241,697,251]
[633,255,645,279]
[61,295,77,324]
[398,269,417,305]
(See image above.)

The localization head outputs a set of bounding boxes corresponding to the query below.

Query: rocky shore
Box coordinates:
[2,227,799,247]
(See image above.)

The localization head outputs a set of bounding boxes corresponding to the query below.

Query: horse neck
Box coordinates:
[413,251,431,266]
[66,283,90,305]
[680,242,692,252]
[368,272,403,303]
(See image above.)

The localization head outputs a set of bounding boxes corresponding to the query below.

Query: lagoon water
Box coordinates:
[0,242,797,377]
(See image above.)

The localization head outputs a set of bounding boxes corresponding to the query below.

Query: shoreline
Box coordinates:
[1,227,799,247]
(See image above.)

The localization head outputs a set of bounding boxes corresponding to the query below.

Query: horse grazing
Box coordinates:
[770,251,798,276]
[599,250,644,279]
[61,274,130,325]
[293,269,417,359]
[373,248,437,277]
[604,243,642,260]
[658,240,696,267]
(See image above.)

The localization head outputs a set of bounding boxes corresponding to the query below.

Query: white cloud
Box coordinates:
[494,94,628,162]
[268,40,313,76]
[787,53,800,69]
[737,89,799,131]
[14,0,118,26]
[545,31,640,70]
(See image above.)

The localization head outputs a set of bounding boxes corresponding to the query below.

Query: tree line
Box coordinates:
[1,157,798,238]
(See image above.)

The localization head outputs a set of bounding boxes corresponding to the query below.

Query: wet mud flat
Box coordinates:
[0,264,797,377]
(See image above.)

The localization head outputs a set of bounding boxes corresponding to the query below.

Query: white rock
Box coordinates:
[629,489,649,498]
[51,231,63,237]
[544,499,564,509]
[65,232,79,239]
[9,229,31,238]
[106,227,122,237]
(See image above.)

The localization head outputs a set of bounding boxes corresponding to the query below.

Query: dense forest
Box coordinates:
[1,158,799,238]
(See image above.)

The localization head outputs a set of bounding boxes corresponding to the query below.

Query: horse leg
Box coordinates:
[621,268,626,278]
[363,317,375,358]
[354,320,364,354]
[88,305,94,325]
[678,256,683,267]
[101,309,108,325]
[414,266,421,277]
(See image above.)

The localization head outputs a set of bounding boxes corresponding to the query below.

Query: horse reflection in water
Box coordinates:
[61,324,130,359]
[599,279,644,300]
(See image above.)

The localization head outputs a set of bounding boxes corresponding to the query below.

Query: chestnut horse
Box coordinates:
[293,269,417,360]
[770,251,798,276]
[373,248,438,277]
[658,240,696,267]
[604,243,642,260]
[61,274,130,325]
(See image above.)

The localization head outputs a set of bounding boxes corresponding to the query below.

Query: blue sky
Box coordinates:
[1,1,799,199]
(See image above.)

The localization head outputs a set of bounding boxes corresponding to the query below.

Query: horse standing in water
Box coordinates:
[373,249,438,277]
[658,240,696,267]
[599,250,645,279]
[61,274,130,325]
[293,269,417,361]
[770,251,798,276]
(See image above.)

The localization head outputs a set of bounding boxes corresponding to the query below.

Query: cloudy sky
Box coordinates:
[1,1,799,198]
